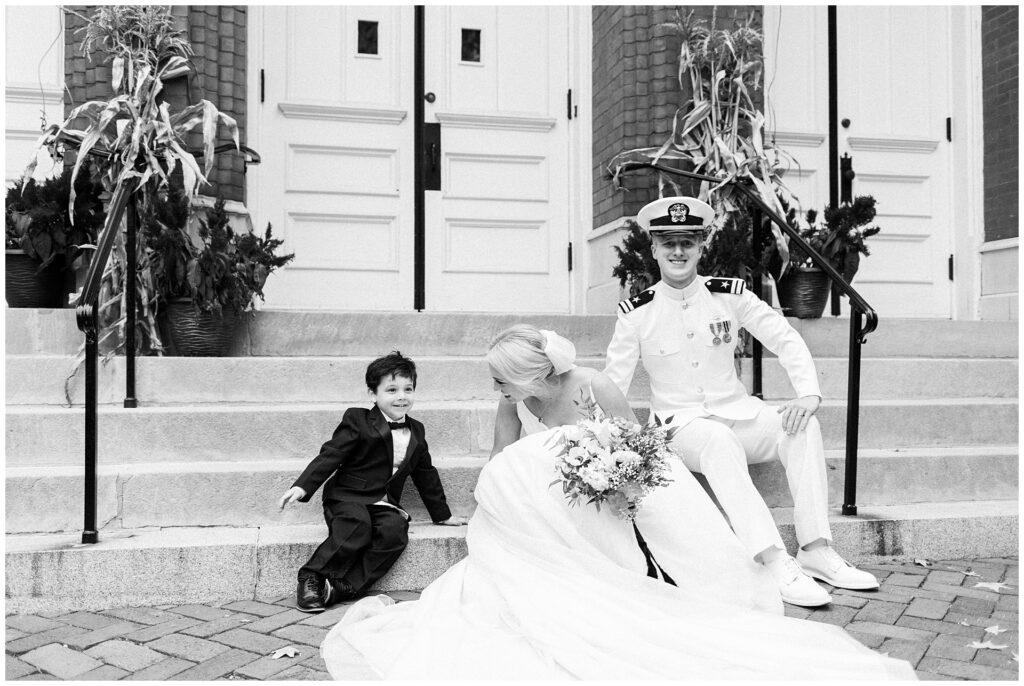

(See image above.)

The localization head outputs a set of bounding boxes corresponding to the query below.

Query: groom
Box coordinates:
[604,195,878,607]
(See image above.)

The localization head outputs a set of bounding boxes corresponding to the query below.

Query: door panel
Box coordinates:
[424,6,571,312]
[258,6,415,310]
[764,7,954,318]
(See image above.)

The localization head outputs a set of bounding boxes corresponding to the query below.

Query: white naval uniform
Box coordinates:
[604,276,833,559]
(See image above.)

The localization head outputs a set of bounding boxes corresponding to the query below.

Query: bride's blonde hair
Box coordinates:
[486,325,555,396]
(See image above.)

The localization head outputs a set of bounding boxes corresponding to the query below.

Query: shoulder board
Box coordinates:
[705,277,746,295]
[617,289,655,314]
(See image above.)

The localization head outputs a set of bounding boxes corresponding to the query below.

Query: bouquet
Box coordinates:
[549,411,677,521]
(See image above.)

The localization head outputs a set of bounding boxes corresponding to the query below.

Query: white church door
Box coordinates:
[253,6,572,312]
[764,6,956,318]
[422,6,571,312]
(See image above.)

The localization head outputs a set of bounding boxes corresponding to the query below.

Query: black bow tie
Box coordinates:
[387,420,407,430]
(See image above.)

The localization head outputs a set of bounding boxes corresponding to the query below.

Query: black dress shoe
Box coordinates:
[324,578,358,606]
[296,575,326,613]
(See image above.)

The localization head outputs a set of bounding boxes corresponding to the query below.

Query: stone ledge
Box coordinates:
[6,501,1016,614]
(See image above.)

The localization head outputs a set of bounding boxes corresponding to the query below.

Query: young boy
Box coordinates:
[279,351,467,612]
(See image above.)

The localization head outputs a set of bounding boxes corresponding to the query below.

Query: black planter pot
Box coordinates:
[163,298,240,356]
[5,250,65,308]
[776,267,830,319]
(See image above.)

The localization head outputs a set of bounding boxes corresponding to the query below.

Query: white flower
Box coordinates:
[595,447,616,469]
[613,449,642,466]
[565,446,588,466]
[580,465,610,492]
[561,425,583,442]
[581,419,614,448]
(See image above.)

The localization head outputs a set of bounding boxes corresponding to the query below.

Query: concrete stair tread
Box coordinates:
[6,499,1017,612]
[6,499,1015,552]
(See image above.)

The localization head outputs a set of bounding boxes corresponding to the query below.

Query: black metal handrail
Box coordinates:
[612,161,876,515]
[67,142,259,543]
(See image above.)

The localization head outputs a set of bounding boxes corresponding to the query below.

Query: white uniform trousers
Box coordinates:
[668,405,833,561]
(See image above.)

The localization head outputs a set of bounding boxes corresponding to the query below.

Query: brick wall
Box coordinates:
[63,6,248,203]
[981,6,1019,243]
[591,5,762,229]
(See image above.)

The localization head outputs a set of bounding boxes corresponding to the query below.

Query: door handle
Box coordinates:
[840,153,855,204]
[424,123,441,191]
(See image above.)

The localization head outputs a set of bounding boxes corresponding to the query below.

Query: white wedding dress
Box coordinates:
[322,406,916,680]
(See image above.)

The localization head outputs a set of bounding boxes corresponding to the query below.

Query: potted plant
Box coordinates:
[775,196,881,318]
[25,5,240,355]
[5,163,104,307]
[146,194,293,356]
[607,8,803,272]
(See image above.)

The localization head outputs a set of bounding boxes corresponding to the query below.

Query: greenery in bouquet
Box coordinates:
[548,407,677,520]
[5,162,105,270]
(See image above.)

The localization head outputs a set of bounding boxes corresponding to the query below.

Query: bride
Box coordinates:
[322,325,916,680]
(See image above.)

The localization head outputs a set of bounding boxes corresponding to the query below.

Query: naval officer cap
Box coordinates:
[636,196,715,237]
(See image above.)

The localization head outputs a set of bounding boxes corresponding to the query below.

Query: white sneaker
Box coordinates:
[764,554,832,607]
[797,546,880,590]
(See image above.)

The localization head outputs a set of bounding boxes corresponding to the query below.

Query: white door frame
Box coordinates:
[568,5,593,315]
[949,5,985,320]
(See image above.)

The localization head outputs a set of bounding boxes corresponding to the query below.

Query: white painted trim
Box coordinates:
[589,216,631,242]
[433,111,556,132]
[846,136,939,153]
[979,237,1019,254]
[569,5,593,315]
[277,101,408,124]
[770,131,826,147]
[245,7,265,236]
[6,86,63,104]
[950,5,986,320]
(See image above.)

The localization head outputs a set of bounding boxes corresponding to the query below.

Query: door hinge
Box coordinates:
[567,89,573,120]
[948,254,954,281]
[567,242,574,272]
[260,69,265,103]
[946,117,952,142]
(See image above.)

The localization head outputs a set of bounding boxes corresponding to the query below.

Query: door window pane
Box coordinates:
[358,20,378,55]
[461,28,481,62]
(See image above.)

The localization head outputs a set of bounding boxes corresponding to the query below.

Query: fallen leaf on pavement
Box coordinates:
[985,625,1008,635]
[967,640,1009,651]
[271,646,301,660]
[973,581,1011,593]
[957,619,972,627]
[913,558,933,568]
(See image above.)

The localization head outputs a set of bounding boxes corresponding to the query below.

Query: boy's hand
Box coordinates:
[278,486,307,511]
[435,516,469,526]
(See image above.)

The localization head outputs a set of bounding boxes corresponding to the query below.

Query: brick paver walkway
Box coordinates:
[6,558,1017,680]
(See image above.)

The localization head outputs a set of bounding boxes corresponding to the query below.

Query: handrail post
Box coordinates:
[750,206,764,399]
[842,308,863,515]
[124,196,139,408]
[78,303,99,544]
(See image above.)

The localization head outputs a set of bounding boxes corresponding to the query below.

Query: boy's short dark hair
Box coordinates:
[365,351,417,391]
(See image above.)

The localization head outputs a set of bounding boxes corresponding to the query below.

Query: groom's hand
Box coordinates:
[278,486,307,511]
[777,395,821,435]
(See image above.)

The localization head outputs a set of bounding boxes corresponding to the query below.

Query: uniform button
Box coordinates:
[682,302,689,310]
[691,361,699,368]
[686,332,695,339]
[696,387,704,394]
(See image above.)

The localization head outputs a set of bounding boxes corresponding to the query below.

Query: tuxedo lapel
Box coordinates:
[369,406,394,468]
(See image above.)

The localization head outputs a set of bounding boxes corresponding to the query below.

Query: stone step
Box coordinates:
[6,500,1017,614]
[7,308,1019,358]
[8,354,1018,406]
[7,398,1018,467]
[6,447,1017,534]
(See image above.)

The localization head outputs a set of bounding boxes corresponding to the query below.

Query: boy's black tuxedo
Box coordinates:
[292,406,452,522]
[293,405,452,598]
